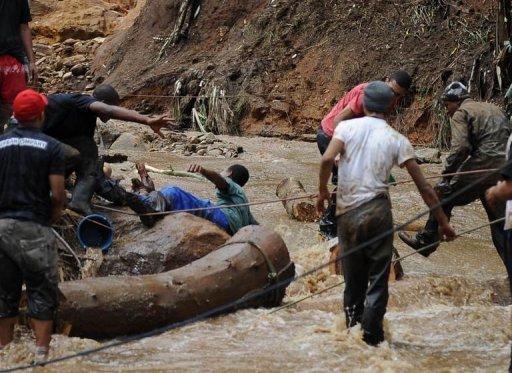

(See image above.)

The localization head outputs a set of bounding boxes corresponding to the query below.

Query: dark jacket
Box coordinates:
[444,99,511,177]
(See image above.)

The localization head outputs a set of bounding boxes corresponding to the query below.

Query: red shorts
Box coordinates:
[0,55,27,106]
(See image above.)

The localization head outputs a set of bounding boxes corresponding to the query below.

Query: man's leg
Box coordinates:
[65,137,99,215]
[350,197,394,346]
[338,209,369,328]
[59,142,81,178]
[400,176,480,256]
[317,127,338,239]
[0,56,26,131]
[18,223,59,358]
[0,318,17,348]
[480,195,506,262]
[0,220,22,348]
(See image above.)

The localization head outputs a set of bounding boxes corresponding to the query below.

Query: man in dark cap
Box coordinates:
[317,81,455,346]
[399,82,511,262]
[317,70,412,239]
[42,84,172,215]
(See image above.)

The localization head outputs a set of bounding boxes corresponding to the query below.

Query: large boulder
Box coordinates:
[98,212,230,276]
[415,148,442,164]
[109,132,147,152]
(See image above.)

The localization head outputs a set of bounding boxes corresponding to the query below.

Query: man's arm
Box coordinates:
[49,174,65,224]
[404,159,456,241]
[332,106,355,130]
[89,102,172,137]
[20,24,37,84]
[317,138,345,215]
[188,164,229,192]
[443,110,471,178]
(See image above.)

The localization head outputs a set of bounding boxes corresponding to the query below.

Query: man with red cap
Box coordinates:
[0,0,37,130]
[0,89,65,362]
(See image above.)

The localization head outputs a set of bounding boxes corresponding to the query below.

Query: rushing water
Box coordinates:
[1,136,511,371]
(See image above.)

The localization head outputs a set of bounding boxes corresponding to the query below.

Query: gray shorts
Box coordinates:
[0,219,59,320]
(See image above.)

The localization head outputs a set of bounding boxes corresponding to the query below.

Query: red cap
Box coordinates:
[13,89,48,123]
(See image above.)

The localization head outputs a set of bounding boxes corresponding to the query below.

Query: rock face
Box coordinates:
[98,213,231,276]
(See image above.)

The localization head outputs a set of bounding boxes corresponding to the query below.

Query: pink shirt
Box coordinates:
[321,83,368,137]
[322,83,368,137]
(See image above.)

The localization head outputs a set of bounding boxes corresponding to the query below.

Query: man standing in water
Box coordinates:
[317,81,455,346]
[317,70,412,239]
[0,90,65,362]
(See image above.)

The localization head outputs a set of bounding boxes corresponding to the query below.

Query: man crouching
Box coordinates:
[0,90,65,362]
[317,81,455,346]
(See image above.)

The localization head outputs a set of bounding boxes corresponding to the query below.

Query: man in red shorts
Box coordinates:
[317,70,412,239]
[0,0,37,131]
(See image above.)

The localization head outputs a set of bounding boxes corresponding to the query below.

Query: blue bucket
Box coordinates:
[77,214,114,253]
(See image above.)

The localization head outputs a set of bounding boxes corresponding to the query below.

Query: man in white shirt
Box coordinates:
[317,81,456,346]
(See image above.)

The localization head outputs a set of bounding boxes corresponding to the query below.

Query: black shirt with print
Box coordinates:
[0,127,64,226]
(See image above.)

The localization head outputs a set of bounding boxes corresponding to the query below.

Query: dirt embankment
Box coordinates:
[90,0,507,143]
[30,0,508,143]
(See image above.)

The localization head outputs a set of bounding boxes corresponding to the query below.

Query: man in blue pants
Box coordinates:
[125,163,258,235]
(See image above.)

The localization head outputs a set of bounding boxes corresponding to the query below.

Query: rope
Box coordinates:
[52,228,83,270]
[389,168,497,186]
[123,94,241,99]
[267,217,506,314]
[91,168,498,218]
[1,163,506,372]
[93,193,317,217]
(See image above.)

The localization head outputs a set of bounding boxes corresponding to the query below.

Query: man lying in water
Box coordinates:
[125,163,259,234]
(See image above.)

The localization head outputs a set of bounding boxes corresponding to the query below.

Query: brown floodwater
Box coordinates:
[1,131,510,371]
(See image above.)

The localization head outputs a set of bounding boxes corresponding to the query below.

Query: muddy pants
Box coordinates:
[417,172,505,260]
[0,219,59,320]
[337,195,393,345]
[317,127,337,238]
[60,136,98,180]
[60,136,100,213]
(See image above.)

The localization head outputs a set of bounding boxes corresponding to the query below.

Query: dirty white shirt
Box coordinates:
[333,116,415,215]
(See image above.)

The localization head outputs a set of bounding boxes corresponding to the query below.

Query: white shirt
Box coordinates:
[333,116,415,215]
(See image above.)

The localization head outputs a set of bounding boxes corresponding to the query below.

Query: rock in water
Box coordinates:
[98,213,231,276]
[276,178,317,222]
[415,148,442,164]
[109,132,147,152]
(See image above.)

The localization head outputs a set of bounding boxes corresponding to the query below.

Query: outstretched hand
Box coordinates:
[147,115,173,137]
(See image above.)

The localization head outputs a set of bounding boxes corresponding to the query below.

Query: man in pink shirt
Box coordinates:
[317,70,412,239]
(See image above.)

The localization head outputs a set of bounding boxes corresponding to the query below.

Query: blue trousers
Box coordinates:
[138,186,230,232]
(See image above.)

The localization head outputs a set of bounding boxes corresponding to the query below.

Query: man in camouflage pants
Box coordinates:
[399,82,511,262]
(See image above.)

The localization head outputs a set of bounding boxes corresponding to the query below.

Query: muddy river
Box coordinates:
[1,133,510,371]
